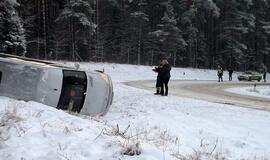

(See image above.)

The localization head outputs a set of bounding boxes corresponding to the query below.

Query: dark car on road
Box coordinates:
[238,71,262,82]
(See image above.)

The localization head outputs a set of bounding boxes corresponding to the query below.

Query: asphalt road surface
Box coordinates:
[125,80,270,111]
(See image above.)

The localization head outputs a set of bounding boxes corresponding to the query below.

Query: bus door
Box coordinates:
[57,70,87,113]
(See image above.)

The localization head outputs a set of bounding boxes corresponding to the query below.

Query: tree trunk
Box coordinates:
[42,0,47,59]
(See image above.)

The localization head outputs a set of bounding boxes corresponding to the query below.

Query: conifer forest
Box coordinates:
[1,0,270,71]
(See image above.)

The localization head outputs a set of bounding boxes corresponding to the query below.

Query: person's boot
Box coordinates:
[160,91,164,96]
[154,87,160,95]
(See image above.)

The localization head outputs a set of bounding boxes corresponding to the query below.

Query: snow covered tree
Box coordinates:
[194,0,220,68]
[130,0,149,65]
[215,0,249,69]
[0,0,26,55]
[55,0,96,60]
[167,0,220,68]
[5,0,270,71]
[248,0,270,71]
[97,0,133,63]
[150,0,186,66]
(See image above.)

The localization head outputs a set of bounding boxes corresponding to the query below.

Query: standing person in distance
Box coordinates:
[228,67,233,81]
[160,59,171,96]
[263,68,267,82]
[152,61,163,95]
[217,65,223,82]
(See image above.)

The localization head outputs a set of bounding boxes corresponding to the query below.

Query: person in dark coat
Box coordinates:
[228,67,233,81]
[217,65,223,82]
[263,68,267,82]
[160,59,171,96]
[152,62,163,94]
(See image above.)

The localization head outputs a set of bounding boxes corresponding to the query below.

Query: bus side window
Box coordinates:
[0,71,2,83]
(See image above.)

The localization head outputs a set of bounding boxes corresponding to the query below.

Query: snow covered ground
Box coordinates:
[1,62,270,160]
[226,86,270,99]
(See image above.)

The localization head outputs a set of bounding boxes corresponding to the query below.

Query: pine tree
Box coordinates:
[130,0,149,65]
[98,0,132,63]
[249,0,270,70]
[151,0,186,66]
[6,0,270,71]
[215,0,248,69]
[55,0,96,61]
[194,0,220,68]
[0,0,26,55]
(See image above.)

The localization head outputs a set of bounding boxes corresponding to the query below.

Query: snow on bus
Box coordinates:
[0,53,113,116]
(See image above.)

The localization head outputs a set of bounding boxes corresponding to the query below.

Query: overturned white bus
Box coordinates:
[0,53,113,116]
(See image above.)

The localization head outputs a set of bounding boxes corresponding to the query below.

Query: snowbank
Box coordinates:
[226,86,270,98]
[61,61,240,82]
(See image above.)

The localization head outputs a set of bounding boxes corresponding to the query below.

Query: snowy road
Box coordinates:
[125,80,270,111]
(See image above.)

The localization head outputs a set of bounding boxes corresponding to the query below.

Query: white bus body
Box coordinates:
[0,53,113,116]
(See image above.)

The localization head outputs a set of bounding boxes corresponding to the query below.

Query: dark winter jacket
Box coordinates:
[161,64,171,79]
[217,68,223,76]
[153,66,163,87]
[153,66,163,78]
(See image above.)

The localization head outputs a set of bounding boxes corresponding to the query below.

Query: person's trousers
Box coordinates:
[229,74,232,81]
[155,76,162,94]
[160,77,170,96]
[218,75,223,82]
